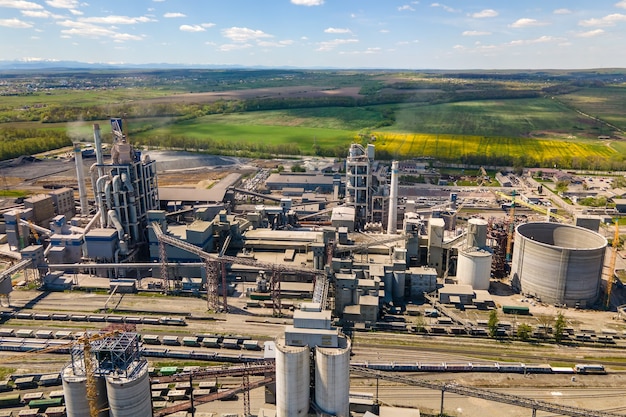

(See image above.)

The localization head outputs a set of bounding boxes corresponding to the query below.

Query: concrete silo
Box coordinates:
[275,336,310,417]
[511,222,607,307]
[315,337,351,417]
[61,366,108,417]
[467,218,488,248]
[457,248,492,290]
[106,360,151,417]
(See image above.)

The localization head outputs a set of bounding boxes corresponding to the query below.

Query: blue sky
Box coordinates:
[1,0,626,69]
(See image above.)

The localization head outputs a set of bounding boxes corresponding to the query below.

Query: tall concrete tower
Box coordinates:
[387,160,399,234]
[346,143,374,229]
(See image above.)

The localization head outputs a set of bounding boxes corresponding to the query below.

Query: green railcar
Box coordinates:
[502,305,530,315]
[28,397,63,410]
[0,393,21,408]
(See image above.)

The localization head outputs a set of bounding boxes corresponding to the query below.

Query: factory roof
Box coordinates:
[266,173,334,185]
[85,228,117,239]
[359,295,379,306]
[439,284,475,296]
[331,206,355,221]
[158,187,226,204]
[244,229,322,242]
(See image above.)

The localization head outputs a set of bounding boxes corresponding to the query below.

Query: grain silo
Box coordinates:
[511,222,607,307]
[315,337,351,417]
[275,336,310,417]
[457,247,492,290]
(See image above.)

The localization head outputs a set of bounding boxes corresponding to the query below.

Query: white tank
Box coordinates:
[467,218,488,248]
[315,336,351,417]
[457,248,492,290]
[62,365,108,417]
[106,360,151,417]
[275,337,310,417]
[387,160,399,234]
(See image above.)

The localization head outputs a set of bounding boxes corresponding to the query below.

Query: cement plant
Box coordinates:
[1,119,626,417]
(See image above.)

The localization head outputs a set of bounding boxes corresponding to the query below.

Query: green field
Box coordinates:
[2,69,626,168]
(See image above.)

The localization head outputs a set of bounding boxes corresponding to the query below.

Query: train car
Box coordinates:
[574,364,606,374]
[159,316,187,326]
[0,393,21,408]
[243,340,260,351]
[419,362,446,372]
[497,362,525,373]
[44,405,66,417]
[182,337,199,347]
[201,337,220,348]
[0,329,14,337]
[469,362,499,372]
[222,338,240,349]
[162,336,180,346]
[444,362,472,372]
[28,397,63,411]
[142,335,161,345]
[159,366,179,376]
[50,313,69,321]
[524,364,552,374]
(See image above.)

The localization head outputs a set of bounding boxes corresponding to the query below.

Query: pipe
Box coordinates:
[73,143,89,216]
[96,175,110,227]
[108,210,129,255]
[47,262,204,270]
[123,174,140,241]
[83,210,100,235]
[93,123,104,166]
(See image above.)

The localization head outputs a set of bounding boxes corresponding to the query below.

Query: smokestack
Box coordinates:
[387,160,399,234]
[73,143,89,216]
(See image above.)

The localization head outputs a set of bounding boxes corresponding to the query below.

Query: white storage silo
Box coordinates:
[106,360,151,417]
[275,336,310,417]
[61,364,108,417]
[457,248,492,290]
[467,218,488,248]
[315,336,351,417]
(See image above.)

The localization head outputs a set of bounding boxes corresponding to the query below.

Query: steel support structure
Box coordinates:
[158,239,169,294]
[242,364,251,416]
[270,268,281,317]
[350,366,625,417]
[204,261,219,312]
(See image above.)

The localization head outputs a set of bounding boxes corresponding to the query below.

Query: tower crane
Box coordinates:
[151,222,329,316]
[605,219,620,308]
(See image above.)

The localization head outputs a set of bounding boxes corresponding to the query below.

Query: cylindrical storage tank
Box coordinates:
[106,360,151,417]
[275,336,310,417]
[511,222,607,307]
[315,336,351,417]
[62,365,108,417]
[392,272,405,300]
[457,248,492,290]
[467,218,488,248]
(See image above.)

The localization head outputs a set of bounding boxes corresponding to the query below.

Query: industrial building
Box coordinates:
[0,126,622,416]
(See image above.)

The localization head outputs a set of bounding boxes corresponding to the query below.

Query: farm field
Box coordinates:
[557,86,626,130]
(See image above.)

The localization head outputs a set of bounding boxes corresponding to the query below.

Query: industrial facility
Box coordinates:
[0,118,624,416]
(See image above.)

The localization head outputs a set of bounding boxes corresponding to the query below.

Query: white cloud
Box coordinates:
[57,19,144,41]
[576,29,605,37]
[509,35,560,46]
[379,29,389,34]
[45,0,79,9]
[398,5,415,12]
[69,9,82,15]
[201,23,215,28]
[616,1,626,9]
[218,43,252,52]
[180,24,205,32]
[80,15,156,24]
[340,47,382,55]
[316,38,358,51]
[21,9,62,18]
[222,27,272,42]
[0,17,32,28]
[471,9,498,18]
[258,39,294,48]
[579,13,626,27]
[324,27,352,34]
[431,3,460,13]
[553,8,572,14]
[510,18,547,28]
[290,0,323,6]
[0,0,42,9]
[462,30,491,36]
[164,12,185,18]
